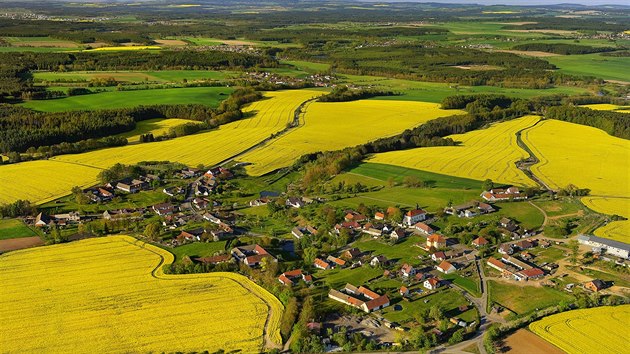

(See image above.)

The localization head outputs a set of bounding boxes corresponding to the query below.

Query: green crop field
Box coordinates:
[0,219,37,240]
[167,241,228,262]
[34,70,234,83]
[20,87,233,112]
[545,54,630,82]
[346,163,482,190]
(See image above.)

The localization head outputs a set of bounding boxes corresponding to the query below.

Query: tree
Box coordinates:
[388,207,403,224]
[387,176,395,188]
[482,179,494,191]
[303,247,318,265]
[403,175,423,188]
[449,328,465,345]
[429,305,443,321]
[568,239,579,265]
[144,222,161,241]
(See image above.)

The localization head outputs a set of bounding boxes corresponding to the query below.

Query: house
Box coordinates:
[286,197,306,208]
[202,213,221,224]
[342,248,362,260]
[162,186,184,197]
[153,203,176,216]
[401,263,416,277]
[414,222,434,235]
[192,198,208,210]
[478,202,496,214]
[327,255,346,268]
[400,286,409,297]
[278,269,312,286]
[231,245,275,267]
[403,208,427,226]
[328,284,390,313]
[34,212,52,227]
[205,167,233,179]
[424,277,441,290]
[292,227,305,239]
[370,255,389,267]
[249,197,270,207]
[390,229,405,241]
[374,212,385,220]
[498,244,514,255]
[539,240,552,248]
[584,279,607,292]
[363,227,382,237]
[427,234,447,249]
[345,212,367,223]
[481,186,527,202]
[436,260,456,274]
[314,258,331,270]
[432,251,447,262]
[193,254,231,265]
[472,236,489,247]
[177,228,205,242]
[487,257,507,272]
[500,217,516,229]
[577,235,630,260]
[306,225,319,236]
[516,268,545,281]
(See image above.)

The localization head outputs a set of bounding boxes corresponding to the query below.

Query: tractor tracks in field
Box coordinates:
[213,96,320,168]
[514,118,554,191]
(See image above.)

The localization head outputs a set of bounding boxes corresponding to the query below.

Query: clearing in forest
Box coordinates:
[0,236,283,353]
[369,115,539,187]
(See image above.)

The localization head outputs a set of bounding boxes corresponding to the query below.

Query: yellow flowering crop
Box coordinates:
[0,236,283,353]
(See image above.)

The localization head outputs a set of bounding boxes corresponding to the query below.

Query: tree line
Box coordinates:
[0,88,262,156]
[511,43,621,55]
[317,86,398,102]
[544,105,630,139]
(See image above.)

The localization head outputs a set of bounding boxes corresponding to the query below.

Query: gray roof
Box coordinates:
[580,234,630,252]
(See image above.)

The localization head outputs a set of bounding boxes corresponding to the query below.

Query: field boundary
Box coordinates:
[119,236,284,349]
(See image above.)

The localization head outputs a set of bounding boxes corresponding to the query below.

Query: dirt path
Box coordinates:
[528,201,548,227]
[514,119,553,191]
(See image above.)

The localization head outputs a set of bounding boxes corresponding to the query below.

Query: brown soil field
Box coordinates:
[0,236,44,252]
[13,41,78,48]
[503,329,564,354]
[154,39,188,46]
[494,49,561,57]
[221,39,257,46]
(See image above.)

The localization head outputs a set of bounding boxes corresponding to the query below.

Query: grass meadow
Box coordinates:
[20,87,233,112]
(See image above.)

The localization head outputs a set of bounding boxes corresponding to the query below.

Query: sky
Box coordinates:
[362,0,630,5]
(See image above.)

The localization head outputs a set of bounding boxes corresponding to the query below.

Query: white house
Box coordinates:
[436,260,456,274]
[403,209,427,226]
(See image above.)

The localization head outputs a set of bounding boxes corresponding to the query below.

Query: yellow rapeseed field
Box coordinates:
[240,100,465,175]
[529,305,630,354]
[523,119,630,242]
[523,119,629,196]
[117,118,203,143]
[369,115,539,186]
[0,236,283,353]
[582,104,630,113]
[0,90,320,204]
[582,196,630,243]
[0,160,101,205]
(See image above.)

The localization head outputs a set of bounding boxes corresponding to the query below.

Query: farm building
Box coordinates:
[481,186,527,202]
[231,245,275,267]
[403,208,427,226]
[328,284,390,313]
[577,235,630,259]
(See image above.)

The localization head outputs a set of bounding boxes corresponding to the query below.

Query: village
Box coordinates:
[23,160,629,351]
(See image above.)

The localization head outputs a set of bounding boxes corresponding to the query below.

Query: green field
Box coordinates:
[353,235,428,266]
[546,54,630,83]
[321,266,383,289]
[0,219,37,240]
[34,70,234,83]
[345,163,482,190]
[488,280,573,315]
[380,288,478,324]
[168,241,228,262]
[20,87,233,112]
[339,75,589,103]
